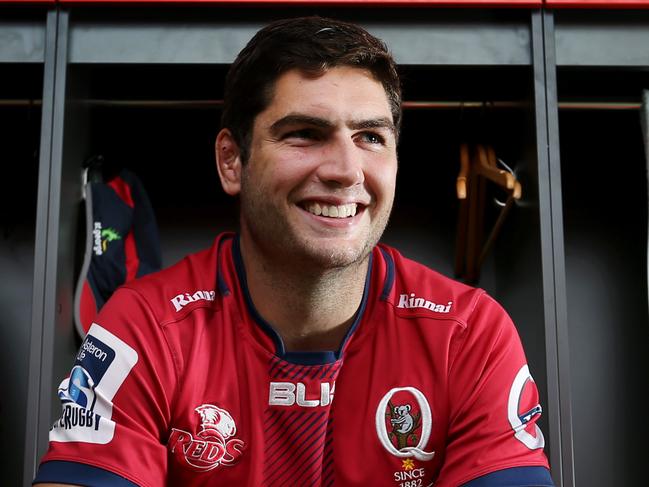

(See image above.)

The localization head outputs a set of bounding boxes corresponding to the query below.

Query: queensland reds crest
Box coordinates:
[376,387,435,462]
[168,404,245,471]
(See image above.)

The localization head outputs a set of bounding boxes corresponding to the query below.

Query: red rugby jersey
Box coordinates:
[35,232,551,487]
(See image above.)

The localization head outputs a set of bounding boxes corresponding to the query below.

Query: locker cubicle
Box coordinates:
[6,1,648,486]
[0,5,52,487]
[551,8,649,487]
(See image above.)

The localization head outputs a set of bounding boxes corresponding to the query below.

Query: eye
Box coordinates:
[356,131,385,145]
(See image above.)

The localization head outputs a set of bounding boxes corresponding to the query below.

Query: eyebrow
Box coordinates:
[348,117,396,134]
[269,113,396,136]
[269,114,333,136]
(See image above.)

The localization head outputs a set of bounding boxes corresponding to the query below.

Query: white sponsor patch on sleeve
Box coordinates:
[50,323,138,444]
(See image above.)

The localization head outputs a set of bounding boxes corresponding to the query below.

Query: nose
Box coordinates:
[315,137,365,188]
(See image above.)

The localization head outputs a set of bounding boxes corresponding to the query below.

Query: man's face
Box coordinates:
[236,66,398,269]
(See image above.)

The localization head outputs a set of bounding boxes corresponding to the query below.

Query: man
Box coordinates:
[34,17,554,487]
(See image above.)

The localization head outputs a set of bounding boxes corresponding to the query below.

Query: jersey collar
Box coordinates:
[230,235,375,365]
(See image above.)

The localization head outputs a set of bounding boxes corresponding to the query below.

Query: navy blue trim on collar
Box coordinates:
[379,246,395,301]
[33,460,139,487]
[461,466,555,487]
[216,234,233,297]
[232,236,286,356]
[334,253,372,359]
[284,350,338,365]
[232,235,372,365]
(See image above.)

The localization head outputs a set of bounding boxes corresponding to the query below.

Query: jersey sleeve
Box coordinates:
[436,293,553,487]
[34,286,177,487]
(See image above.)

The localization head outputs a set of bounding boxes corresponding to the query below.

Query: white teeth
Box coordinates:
[305,202,358,219]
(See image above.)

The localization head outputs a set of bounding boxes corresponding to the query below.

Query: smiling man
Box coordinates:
[218,65,398,353]
[34,17,554,487]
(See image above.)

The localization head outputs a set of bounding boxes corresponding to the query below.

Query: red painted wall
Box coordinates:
[54,0,542,6]
[546,0,649,7]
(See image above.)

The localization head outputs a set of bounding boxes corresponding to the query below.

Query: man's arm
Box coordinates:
[33,287,175,486]
[436,293,553,486]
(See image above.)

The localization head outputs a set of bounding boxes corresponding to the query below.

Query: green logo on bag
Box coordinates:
[101,228,121,243]
[101,227,122,252]
[93,223,122,256]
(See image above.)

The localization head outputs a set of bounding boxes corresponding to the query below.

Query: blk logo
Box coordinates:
[268,381,335,408]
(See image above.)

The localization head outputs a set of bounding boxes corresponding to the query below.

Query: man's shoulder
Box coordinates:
[119,233,234,325]
[376,243,486,327]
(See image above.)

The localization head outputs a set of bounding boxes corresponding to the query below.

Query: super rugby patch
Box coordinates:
[50,323,138,444]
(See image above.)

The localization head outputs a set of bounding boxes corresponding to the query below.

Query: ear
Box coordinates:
[215,128,242,196]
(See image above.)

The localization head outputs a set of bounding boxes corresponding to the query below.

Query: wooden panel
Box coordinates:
[0,21,46,63]
[67,19,532,65]
[555,17,649,66]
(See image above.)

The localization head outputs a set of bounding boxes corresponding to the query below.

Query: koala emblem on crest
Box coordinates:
[390,404,415,434]
[378,388,435,461]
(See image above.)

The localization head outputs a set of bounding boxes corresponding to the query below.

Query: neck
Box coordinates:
[238,235,369,353]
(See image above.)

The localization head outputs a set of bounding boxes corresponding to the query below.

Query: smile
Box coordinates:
[303,202,358,219]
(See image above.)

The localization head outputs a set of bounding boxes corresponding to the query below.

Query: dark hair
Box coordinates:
[221,16,402,162]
